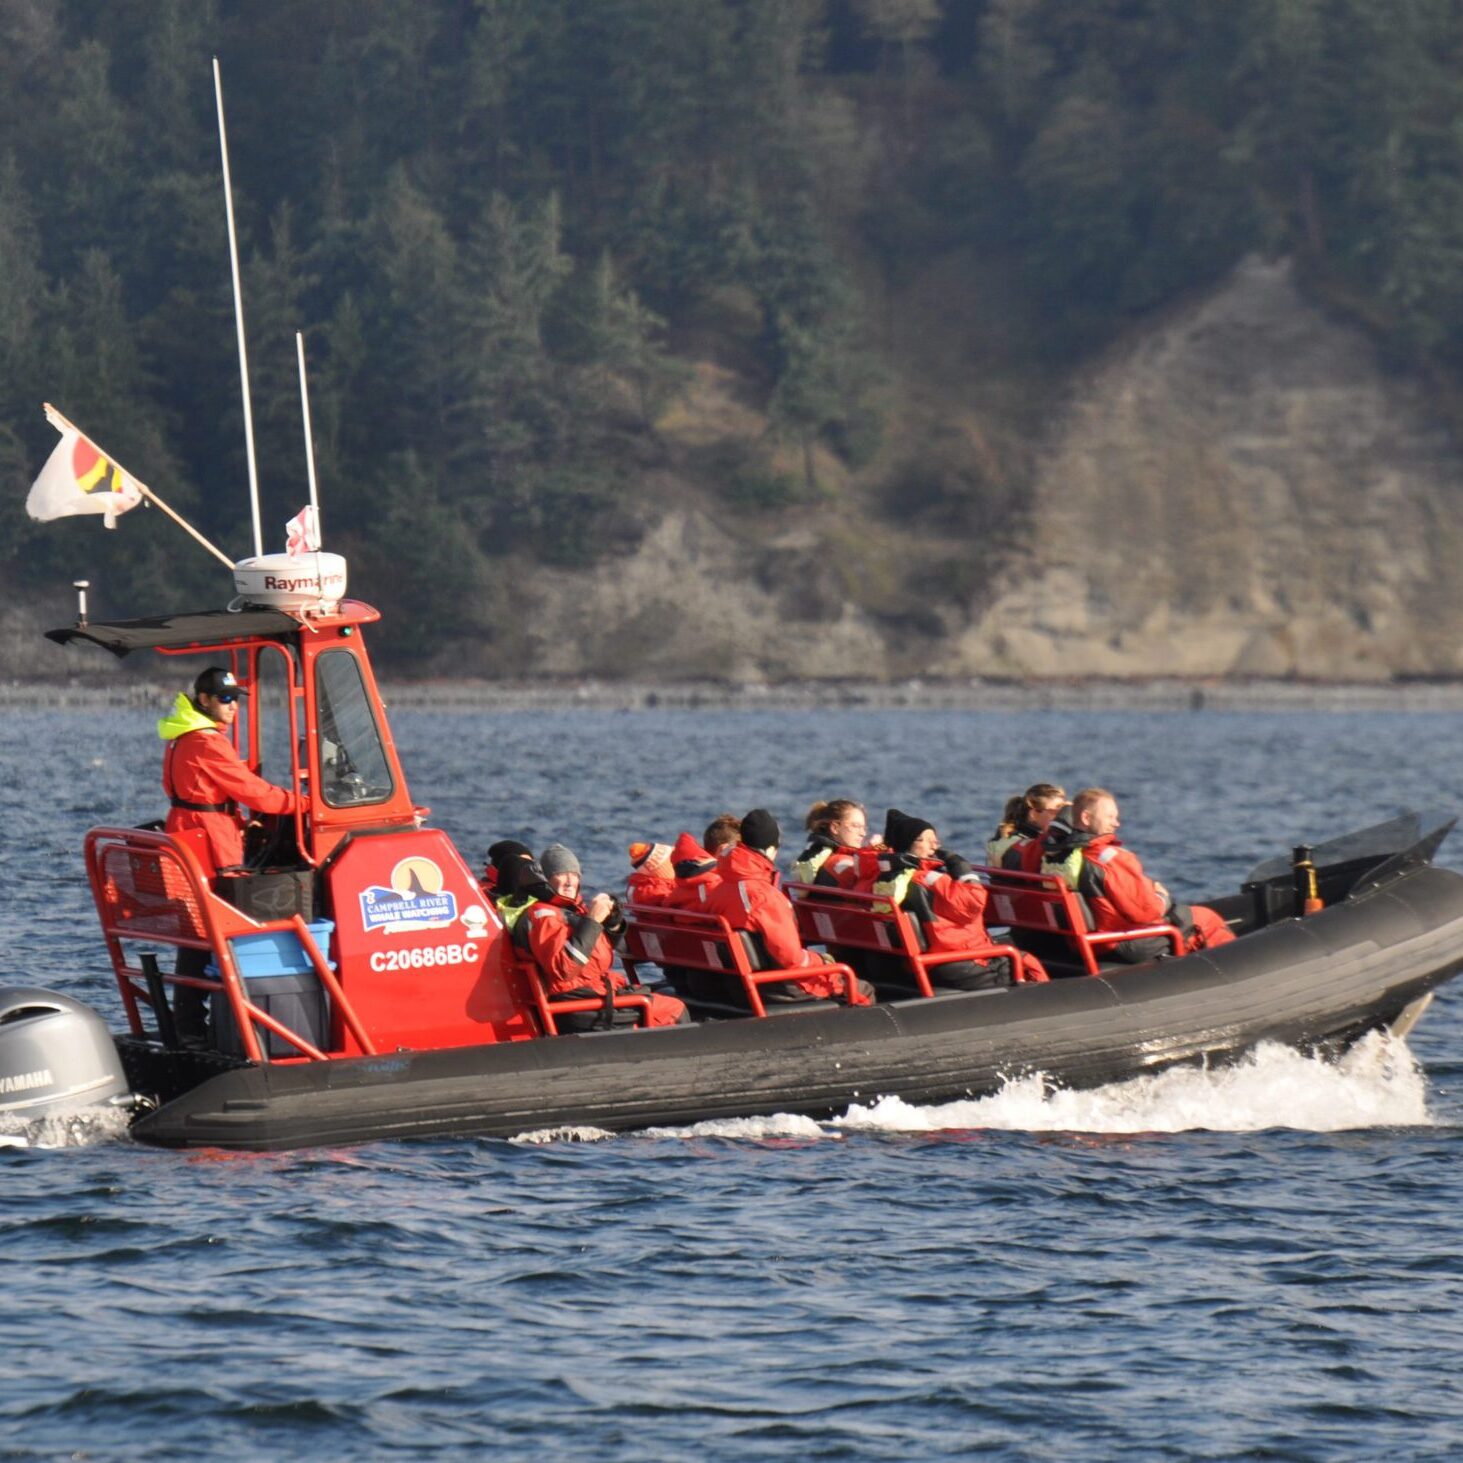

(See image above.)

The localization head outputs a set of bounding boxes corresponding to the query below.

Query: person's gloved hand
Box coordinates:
[600,895,628,941]
[940,850,975,881]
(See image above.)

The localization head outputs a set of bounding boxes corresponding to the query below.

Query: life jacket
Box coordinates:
[1028,823,1179,941]
[868,852,1006,971]
[987,816,1043,870]
[791,833,837,885]
[871,855,940,946]
[792,834,871,889]
[502,889,581,954]
[1022,821,1101,929]
[495,894,539,937]
[159,695,236,813]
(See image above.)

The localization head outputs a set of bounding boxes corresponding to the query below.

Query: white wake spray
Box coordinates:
[599,1033,1431,1144]
[0,1103,136,1151]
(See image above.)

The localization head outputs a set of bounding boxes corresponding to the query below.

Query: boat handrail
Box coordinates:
[83,826,376,1062]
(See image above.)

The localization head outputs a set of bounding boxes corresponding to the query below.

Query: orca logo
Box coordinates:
[360,857,459,935]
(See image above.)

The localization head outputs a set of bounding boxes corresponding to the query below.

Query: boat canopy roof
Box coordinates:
[46,602,378,658]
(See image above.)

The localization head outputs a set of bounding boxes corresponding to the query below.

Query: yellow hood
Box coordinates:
[157,692,218,742]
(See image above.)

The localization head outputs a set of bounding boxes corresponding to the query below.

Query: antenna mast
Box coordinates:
[295,331,329,607]
[213,56,263,559]
[295,332,322,534]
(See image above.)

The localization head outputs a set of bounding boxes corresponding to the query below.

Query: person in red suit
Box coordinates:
[158,666,302,1040]
[625,834,726,910]
[664,833,724,910]
[791,799,881,889]
[625,840,675,906]
[1023,788,1235,959]
[510,845,688,1030]
[159,666,299,873]
[701,809,876,1007]
[863,809,1048,990]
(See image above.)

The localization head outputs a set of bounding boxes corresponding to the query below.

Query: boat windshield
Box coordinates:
[315,649,394,808]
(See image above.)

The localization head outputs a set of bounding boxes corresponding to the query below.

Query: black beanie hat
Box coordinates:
[740,808,781,852]
[487,840,534,884]
[883,808,935,854]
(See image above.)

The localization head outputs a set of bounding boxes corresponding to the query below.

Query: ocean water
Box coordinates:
[4,705,1463,1460]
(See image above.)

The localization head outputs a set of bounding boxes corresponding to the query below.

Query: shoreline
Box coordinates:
[3,675,1461,712]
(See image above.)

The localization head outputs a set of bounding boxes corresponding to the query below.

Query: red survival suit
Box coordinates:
[158,694,297,871]
[791,833,881,890]
[986,815,1047,872]
[702,843,871,1003]
[512,892,686,1027]
[626,839,675,908]
[860,855,1048,987]
[628,832,725,911]
[1021,826,1234,956]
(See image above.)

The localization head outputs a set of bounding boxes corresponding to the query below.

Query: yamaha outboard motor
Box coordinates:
[0,988,131,1120]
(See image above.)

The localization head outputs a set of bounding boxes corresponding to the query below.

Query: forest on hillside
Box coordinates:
[3,0,1460,661]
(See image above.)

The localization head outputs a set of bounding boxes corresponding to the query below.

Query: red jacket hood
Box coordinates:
[724,842,778,884]
[670,830,711,864]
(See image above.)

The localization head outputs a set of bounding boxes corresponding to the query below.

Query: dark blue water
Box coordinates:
[4,707,1463,1460]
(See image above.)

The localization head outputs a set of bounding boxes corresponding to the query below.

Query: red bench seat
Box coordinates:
[976,866,1183,975]
[623,904,861,1017]
[786,881,1027,996]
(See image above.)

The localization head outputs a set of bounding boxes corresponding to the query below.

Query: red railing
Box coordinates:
[84,827,376,1063]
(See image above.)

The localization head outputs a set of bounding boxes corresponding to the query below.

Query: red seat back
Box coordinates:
[978,866,1183,974]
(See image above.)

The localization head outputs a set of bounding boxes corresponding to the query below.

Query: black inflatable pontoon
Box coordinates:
[121,815,1463,1151]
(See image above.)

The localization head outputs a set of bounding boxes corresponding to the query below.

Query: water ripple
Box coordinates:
[6,708,1463,1459]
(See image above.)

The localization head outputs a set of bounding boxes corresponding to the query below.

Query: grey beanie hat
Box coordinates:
[539,844,581,880]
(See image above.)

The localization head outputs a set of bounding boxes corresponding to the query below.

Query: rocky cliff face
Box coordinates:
[517,504,895,683]
[944,256,1463,679]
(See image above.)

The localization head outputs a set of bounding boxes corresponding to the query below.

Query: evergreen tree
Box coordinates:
[240,203,321,512]
[977,0,1052,133]
[358,168,460,467]
[548,250,680,425]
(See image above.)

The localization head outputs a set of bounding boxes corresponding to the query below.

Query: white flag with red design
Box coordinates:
[26,416,144,529]
[285,505,321,557]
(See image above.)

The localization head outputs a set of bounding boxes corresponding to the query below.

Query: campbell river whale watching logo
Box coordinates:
[359,857,458,934]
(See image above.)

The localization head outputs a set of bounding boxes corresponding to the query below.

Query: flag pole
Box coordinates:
[42,403,235,570]
[213,56,263,560]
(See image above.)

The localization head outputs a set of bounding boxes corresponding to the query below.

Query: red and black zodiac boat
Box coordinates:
[4,590,1463,1151]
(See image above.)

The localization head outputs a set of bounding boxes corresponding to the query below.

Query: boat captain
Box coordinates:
[158,666,303,1041]
[158,666,301,873]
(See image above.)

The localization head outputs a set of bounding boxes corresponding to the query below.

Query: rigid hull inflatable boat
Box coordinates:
[7,592,1463,1152]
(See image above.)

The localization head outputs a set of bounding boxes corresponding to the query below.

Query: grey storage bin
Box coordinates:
[209,971,327,1058]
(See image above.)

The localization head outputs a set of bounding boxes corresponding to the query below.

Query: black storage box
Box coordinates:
[218,869,315,923]
[210,972,327,1058]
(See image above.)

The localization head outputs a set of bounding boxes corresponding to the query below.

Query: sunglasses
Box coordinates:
[215,692,239,704]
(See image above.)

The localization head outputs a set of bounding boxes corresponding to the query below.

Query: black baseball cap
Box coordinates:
[194,666,247,699]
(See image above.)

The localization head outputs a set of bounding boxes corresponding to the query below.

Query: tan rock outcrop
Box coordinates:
[944,256,1463,679]
[518,504,892,681]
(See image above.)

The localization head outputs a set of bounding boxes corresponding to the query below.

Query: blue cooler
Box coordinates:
[209,920,335,1058]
